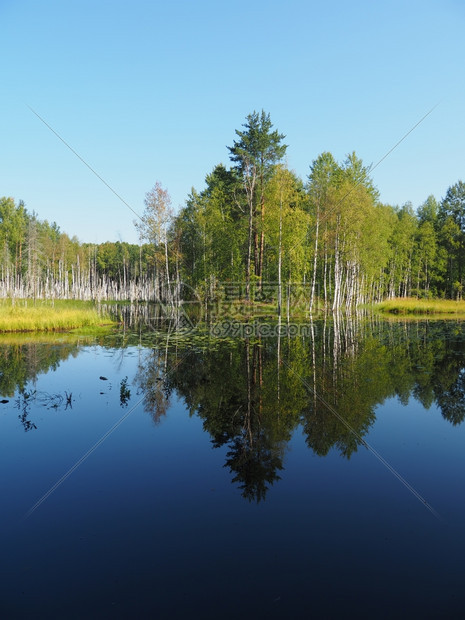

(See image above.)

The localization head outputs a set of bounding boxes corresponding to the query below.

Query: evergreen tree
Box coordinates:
[228,110,287,297]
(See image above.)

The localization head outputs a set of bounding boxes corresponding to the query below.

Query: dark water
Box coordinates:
[2,317,465,618]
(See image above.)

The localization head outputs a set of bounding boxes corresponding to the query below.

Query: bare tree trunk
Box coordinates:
[332,219,340,312]
[258,193,265,291]
[164,237,171,304]
[310,201,320,313]
[323,240,328,309]
[277,191,283,317]
[246,197,253,301]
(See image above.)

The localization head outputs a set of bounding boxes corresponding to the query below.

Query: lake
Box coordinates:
[2,314,465,618]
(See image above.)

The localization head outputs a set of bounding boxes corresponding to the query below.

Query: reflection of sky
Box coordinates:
[1,339,465,616]
[372,396,465,523]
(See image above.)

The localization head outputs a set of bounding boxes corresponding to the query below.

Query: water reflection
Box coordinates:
[0,337,86,431]
[3,317,465,500]
[135,317,465,500]
[0,339,80,397]
[135,346,171,425]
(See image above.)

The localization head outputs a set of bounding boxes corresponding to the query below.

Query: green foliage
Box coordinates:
[169,114,465,306]
[437,181,465,297]
[228,109,287,178]
[227,110,288,294]
[417,195,438,224]
[342,151,380,203]
[264,166,308,282]
[2,114,465,307]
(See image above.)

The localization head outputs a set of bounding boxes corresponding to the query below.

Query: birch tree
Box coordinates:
[135,182,173,301]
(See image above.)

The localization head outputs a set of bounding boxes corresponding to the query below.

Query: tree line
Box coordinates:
[2,109,465,305]
[0,197,160,300]
[169,110,465,307]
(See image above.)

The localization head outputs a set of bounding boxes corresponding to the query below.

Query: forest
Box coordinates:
[2,110,465,308]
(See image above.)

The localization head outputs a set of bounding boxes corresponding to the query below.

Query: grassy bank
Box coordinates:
[0,299,116,333]
[376,298,465,316]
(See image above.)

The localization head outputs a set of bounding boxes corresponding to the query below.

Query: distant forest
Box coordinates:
[2,110,465,306]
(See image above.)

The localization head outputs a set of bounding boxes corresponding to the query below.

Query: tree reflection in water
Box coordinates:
[135,316,465,501]
[0,339,81,431]
[4,318,465,501]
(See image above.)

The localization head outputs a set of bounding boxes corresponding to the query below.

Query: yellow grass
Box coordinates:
[376,297,465,315]
[0,299,116,332]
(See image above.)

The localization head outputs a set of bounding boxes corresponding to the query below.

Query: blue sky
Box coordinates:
[1,0,464,244]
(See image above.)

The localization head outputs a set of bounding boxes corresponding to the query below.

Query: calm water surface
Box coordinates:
[2,317,465,618]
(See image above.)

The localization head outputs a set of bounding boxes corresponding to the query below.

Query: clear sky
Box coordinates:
[1,0,464,244]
